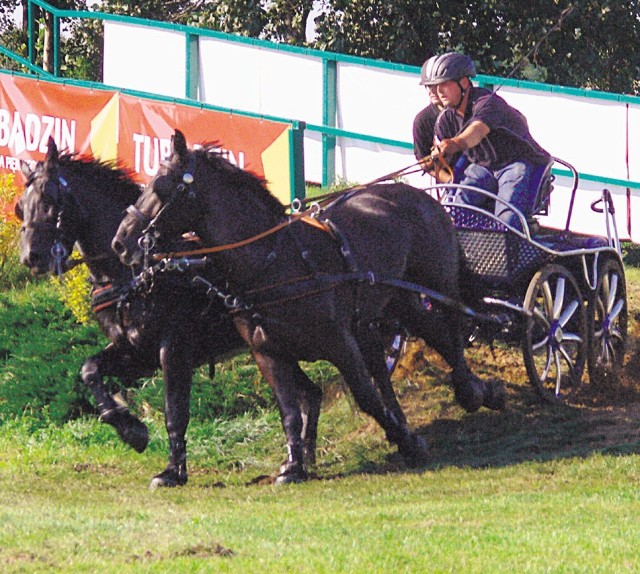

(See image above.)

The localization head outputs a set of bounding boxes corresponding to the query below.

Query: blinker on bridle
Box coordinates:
[136,154,196,269]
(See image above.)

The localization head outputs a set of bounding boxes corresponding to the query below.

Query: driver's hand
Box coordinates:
[435,138,465,159]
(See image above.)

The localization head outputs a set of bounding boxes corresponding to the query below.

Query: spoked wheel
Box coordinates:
[522,264,587,402]
[385,332,407,375]
[587,256,628,385]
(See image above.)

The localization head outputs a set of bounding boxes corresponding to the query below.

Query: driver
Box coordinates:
[426,52,551,227]
[413,54,446,162]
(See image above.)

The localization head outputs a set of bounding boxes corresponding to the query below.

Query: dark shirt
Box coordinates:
[412,102,441,161]
[434,87,550,171]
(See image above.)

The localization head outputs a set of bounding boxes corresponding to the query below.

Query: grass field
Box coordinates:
[1,266,639,573]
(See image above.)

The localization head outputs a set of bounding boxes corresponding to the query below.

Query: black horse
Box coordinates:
[14,138,276,488]
[113,129,505,482]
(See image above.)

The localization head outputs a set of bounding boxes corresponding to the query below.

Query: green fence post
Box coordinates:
[322,59,336,188]
[290,121,307,201]
[186,32,199,100]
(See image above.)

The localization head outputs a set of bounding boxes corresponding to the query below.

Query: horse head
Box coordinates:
[113,129,207,267]
[16,137,79,276]
[17,137,141,279]
[113,128,284,275]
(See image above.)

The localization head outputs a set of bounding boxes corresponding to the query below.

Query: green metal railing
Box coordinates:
[6,0,640,194]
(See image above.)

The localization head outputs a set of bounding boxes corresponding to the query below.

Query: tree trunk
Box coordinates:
[43,10,54,73]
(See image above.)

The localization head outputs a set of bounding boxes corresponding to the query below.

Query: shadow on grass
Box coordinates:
[311,344,640,482]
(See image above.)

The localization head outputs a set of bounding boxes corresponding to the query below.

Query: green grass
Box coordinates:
[1,414,640,573]
[1,245,639,572]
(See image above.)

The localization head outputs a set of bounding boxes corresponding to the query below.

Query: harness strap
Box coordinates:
[91,282,128,313]
[127,204,151,224]
[322,219,358,273]
[240,270,501,324]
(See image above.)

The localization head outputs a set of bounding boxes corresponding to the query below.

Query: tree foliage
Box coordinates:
[0,0,638,93]
[314,0,640,94]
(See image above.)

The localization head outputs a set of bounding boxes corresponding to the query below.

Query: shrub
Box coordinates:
[0,280,280,426]
[0,174,31,289]
[50,262,92,324]
[0,282,98,424]
[622,242,640,269]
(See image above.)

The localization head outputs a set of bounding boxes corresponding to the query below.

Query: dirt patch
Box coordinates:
[392,272,640,469]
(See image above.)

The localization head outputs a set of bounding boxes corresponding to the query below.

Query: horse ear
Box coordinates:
[171,129,188,159]
[45,137,59,168]
[20,159,32,180]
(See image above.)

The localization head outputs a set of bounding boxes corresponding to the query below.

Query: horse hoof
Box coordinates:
[483,380,507,411]
[275,460,308,484]
[303,445,317,467]
[105,409,149,453]
[149,469,187,490]
[274,473,306,485]
[454,381,484,413]
[398,433,429,468]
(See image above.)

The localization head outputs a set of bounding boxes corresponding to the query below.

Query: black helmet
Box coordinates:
[420,52,476,86]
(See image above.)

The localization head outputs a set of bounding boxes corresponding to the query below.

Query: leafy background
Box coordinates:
[0,1,638,94]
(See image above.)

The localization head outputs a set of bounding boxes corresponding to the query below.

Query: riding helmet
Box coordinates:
[420,52,476,86]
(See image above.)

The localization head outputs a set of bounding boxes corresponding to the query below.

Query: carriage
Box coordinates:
[392,157,628,403]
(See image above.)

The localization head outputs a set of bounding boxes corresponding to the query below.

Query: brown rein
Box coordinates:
[150,153,453,262]
[150,210,320,261]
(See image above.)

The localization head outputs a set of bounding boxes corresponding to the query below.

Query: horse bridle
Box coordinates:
[129,153,197,268]
[28,170,86,275]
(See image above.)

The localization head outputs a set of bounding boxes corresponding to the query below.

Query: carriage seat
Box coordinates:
[529,160,555,217]
[452,156,554,217]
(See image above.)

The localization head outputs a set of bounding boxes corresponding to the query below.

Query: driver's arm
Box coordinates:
[436,120,490,158]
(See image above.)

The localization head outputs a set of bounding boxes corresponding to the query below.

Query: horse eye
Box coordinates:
[154,177,174,200]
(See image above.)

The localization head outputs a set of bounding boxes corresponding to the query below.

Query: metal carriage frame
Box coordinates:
[423,158,628,402]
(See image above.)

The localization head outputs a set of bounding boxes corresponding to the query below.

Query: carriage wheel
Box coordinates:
[522,264,587,402]
[385,333,407,375]
[587,257,628,385]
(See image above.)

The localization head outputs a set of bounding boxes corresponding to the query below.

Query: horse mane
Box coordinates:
[195,143,286,218]
[58,152,141,205]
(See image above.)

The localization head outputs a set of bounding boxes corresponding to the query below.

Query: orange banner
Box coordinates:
[0,72,295,205]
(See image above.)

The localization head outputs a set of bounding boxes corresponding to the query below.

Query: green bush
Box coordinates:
[0,173,32,289]
[622,242,640,269]
[0,280,280,426]
[0,282,98,424]
[50,262,92,324]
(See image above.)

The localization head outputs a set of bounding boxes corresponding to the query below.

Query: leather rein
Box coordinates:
[149,154,452,262]
[131,153,504,323]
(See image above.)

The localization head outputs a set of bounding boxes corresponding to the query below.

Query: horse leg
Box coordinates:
[149,336,194,489]
[357,321,407,426]
[397,298,505,412]
[332,333,428,468]
[80,343,149,453]
[251,351,314,484]
[291,363,322,467]
[432,304,505,411]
